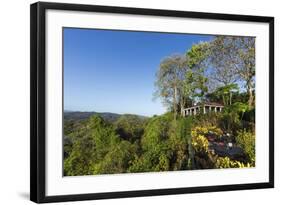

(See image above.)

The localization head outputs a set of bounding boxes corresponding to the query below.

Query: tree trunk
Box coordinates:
[248,87,254,108]
[180,95,185,117]
[173,86,177,120]
[222,95,226,106]
[247,81,254,108]
[188,138,195,170]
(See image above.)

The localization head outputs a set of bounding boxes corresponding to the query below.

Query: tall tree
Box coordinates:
[154,54,188,120]
[184,42,209,106]
[208,36,240,88]
[209,36,255,107]
[234,37,255,107]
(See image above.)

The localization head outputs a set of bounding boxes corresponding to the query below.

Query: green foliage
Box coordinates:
[209,36,255,107]
[141,113,172,151]
[64,120,76,136]
[128,143,171,172]
[192,112,222,129]
[129,114,192,172]
[184,70,208,101]
[168,117,192,170]
[220,102,249,133]
[184,42,209,102]
[154,54,189,119]
[192,125,223,137]
[191,125,221,155]
[92,140,137,174]
[64,115,134,176]
[214,84,239,106]
[208,36,240,86]
[215,157,251,168]
[191,134,209,154]
[64,135,95,176]
[130,113,172,172]
[236,129,255,165]
[190,125,220,169]
[114,115,146,142]
[187,42,210,69]
[64,111,255,175]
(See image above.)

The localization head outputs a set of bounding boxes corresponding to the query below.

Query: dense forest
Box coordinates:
[64,36,255,176]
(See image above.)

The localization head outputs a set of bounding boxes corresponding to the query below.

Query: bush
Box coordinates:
[215,157,251,168]
[192,112,221,128]
[192,125,223,137]
[191,134,209,154]
[220,102,250,134]
[236,129,255,165]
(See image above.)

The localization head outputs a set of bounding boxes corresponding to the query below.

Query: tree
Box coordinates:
[184,42,209,106]
[114,114,146,142]
[155,54,189,120]
[129,113,192,172]
[208,36,240,88]
[129,114,172,172]
[93,140,137,174]
[214,83,239,106]
[234,37,255,107]
[168,117,192,170]
[209,36,255,107]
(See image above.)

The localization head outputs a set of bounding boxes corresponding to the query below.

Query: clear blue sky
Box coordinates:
[64,28,213,116]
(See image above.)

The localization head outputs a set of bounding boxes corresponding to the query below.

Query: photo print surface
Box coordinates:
[63,28,255,176]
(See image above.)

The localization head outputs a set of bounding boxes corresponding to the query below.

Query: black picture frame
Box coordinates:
[30,1,274,203]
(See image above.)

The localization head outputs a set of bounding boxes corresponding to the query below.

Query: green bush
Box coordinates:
[191,134,209,154]
[236,129,255,165]
[192,112,221,128]
[215,157,251,168]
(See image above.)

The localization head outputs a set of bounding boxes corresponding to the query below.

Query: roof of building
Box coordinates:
[202,102,224,107]
[184,102,224,110]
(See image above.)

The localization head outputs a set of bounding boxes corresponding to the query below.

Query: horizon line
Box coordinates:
[64,109,165,117]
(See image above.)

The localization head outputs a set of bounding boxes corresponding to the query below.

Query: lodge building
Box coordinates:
[182,102,224,116]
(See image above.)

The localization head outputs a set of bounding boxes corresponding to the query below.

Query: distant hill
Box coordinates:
[64,111,147,123]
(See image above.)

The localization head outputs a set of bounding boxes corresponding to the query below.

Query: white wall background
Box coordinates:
[0,0,279,204]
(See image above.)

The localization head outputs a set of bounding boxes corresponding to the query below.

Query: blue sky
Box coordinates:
[64,28,213,116]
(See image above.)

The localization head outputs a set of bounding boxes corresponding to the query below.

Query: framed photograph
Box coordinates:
[30,2,274,203]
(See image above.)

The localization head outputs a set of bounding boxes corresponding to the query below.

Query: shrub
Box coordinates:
[236,129,255,165]
[220,102,250,134]
[192,125,223,137]
[191,134,209,154]
[215,157,251,168]
[192,112,221,128]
